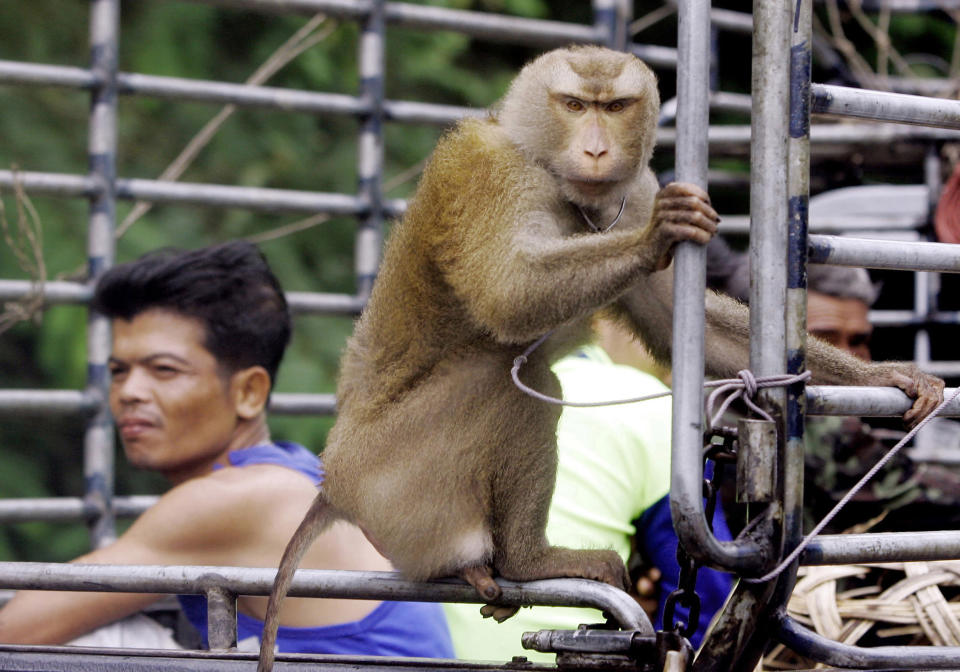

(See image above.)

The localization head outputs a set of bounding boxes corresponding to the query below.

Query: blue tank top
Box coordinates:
[177,441,454,658]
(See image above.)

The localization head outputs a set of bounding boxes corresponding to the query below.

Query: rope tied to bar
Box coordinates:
[512,338,811,418]
[704,370,812,430]
[744,384,960,585]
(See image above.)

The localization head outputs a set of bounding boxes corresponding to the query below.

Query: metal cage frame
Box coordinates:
[2,1,960,670]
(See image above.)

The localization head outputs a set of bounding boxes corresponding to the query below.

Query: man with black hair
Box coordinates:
[0,242,454,657]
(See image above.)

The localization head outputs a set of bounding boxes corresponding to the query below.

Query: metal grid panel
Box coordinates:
[2,2,960,668]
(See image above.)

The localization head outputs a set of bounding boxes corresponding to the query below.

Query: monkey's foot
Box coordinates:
[460,564,501,601]
[480,603,520,622]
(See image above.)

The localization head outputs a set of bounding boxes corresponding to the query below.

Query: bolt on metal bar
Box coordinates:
[0,563,651,632]
[83,0,119,550]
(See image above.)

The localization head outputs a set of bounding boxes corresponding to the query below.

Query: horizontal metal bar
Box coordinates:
[870,309,960,326]
[0,646,523,672]
[383,2,601,47]
[809,234,960,272]
[812,83,960,129]
[774,612,960,669]
[0,171,96,197]
[4,386,957,420]
[117,178,363,214]
[191,0,602,47]
[0,390,98,415]
[0,169,365,214]
[806,385,960,417]
[0,63,483,127]
[0,283,362,317]
[0,60,95,88]
[269,393,337,415]
[383,100,481,126]
[860,0,960,10]
[285,292,364,315]
[120,71,366,115]
[803,531,960,565]
[0,280,91,304]
[719,213,925,235]
[0,563,651,632]
[0,390,336,417]
[709,7,753,33]
[629,44,678,69]
[0,496,156,523]
[657,123,960,152]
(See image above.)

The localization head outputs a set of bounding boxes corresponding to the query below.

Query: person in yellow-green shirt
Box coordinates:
[443,341,733,661]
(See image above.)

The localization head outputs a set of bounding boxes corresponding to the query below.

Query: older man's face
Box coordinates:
[807,290,872,361]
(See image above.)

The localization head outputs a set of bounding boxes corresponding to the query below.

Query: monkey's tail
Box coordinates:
[257,489,336,672]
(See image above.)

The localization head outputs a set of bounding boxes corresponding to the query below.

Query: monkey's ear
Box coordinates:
[231,366,271,420]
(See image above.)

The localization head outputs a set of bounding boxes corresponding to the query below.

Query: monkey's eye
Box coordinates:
[606,100,627,113]
[565,99,585,112]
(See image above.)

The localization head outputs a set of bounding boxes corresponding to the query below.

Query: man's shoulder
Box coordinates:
[149,463,317,529]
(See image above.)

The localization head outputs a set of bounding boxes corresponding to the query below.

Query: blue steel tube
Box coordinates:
[671,0,765,573]
[84,0,119,549]
[354,0,385,300]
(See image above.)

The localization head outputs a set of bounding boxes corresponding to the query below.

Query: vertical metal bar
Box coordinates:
[670,0,709,562]
[781,0,813,603]
[355,0,385,300]
[916,145,940,369]
[592,0,630,50]
[693,3,796,671]
[205,586,238,650]
[84,0,119,549]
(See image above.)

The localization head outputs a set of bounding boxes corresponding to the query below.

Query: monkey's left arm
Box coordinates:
[615,270,944,427]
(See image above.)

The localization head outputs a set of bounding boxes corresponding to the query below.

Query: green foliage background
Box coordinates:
[0,0,564,562]
[1,1,958,563]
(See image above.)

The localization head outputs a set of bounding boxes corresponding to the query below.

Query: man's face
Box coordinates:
[807,290,872,361]
[108,308,239,482]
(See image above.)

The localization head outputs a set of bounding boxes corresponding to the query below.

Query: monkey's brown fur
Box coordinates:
[258,46,943,671]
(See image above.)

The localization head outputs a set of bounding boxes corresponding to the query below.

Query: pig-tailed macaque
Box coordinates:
[258,46,943,670]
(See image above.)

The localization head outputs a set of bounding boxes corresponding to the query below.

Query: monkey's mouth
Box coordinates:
[568,179,616,197]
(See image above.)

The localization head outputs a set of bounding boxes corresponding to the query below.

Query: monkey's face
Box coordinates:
[499,46,659,207]
[108,308,245,484]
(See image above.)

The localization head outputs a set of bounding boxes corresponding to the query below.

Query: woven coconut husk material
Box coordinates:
[761,561,960,670]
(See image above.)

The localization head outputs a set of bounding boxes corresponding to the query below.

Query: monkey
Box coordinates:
[258,46,944,670]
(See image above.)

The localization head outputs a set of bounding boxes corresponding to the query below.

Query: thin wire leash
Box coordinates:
[745,383,960,584]
[522,195,958,585]
[512,334,959,585]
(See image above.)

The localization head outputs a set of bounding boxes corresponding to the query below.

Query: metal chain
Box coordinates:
[662,431,733,639]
